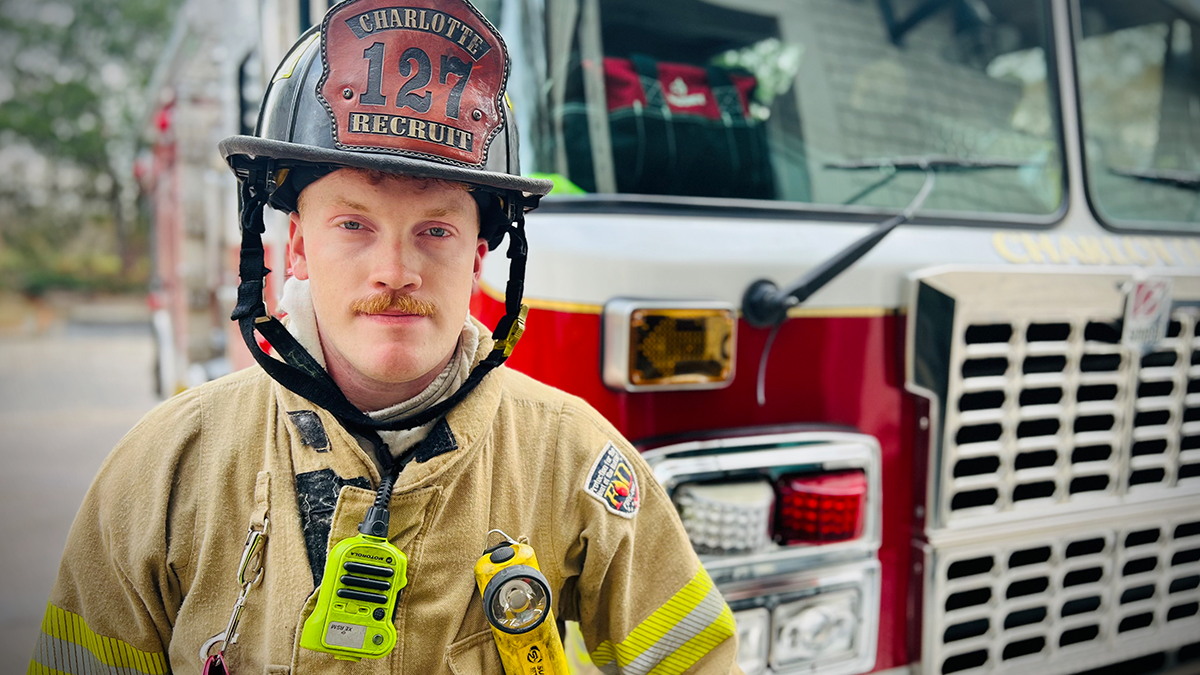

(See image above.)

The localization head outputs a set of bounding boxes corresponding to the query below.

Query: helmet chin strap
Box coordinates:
[229,162,533,473]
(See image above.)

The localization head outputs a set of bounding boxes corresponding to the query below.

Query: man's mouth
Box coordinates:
[349,291,435,318]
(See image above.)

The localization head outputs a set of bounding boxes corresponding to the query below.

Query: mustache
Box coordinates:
[349,291,436,317]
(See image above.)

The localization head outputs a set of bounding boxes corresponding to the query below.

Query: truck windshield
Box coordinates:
[1076,0,1200,231]
[495,0,1063,219]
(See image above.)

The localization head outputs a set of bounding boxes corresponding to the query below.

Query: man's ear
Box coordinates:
[288,212,309,280]
[471,238,488,295]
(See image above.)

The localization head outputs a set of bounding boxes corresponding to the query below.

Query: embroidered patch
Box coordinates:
[583,442,640,518]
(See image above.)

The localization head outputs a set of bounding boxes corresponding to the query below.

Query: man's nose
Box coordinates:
[369,239,422,291]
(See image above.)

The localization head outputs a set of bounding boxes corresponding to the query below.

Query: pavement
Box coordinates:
[0,294,159,666]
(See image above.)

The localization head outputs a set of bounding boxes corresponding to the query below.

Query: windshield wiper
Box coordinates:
[742,154,1040,406]
[1109,167,1200,192]
[827,155,1032,171]
[741,155,1036,327]
[831,155,1034,206]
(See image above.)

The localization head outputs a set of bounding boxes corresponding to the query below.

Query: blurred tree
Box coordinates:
[0,0,182,291]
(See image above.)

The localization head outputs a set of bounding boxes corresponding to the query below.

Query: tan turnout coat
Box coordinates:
[33,330,740,675]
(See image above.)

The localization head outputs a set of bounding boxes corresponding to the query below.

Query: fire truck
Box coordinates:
[142,0,1200,673]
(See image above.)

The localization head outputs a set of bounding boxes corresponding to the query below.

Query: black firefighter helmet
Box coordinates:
[218,0,551,468]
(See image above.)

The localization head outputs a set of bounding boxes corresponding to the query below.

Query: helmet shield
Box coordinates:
[320,0,506,167]
[219,0,551,198]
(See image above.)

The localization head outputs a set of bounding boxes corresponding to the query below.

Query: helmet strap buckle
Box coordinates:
[500,305,529,357]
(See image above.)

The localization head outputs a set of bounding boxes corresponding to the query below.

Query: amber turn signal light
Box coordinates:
[603,301,737,391]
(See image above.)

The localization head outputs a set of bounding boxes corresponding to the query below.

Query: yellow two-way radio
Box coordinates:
[299,532,407,661]
[474,533,569,675]
[300,473,408,662]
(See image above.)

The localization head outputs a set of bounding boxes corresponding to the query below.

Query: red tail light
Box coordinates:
[775,470,866,544]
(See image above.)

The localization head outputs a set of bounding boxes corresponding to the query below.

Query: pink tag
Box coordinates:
[203,652,229,675]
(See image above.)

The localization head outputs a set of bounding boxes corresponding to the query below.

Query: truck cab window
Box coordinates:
[1076,0,1200,231]
[501,0,1063,219]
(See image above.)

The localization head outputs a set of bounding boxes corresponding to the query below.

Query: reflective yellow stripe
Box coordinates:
[589,567,735,675]
[30,603,168,675]
[610,571,714,663]
[28,664,78,675]
[590,640,617,669]
[274,32,318,82]
[479,280,892,318]
[479,280,604,315]
[647,605,736,675]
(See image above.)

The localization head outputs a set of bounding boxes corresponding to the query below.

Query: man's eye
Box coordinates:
[427,226,448,237]
[340,221,364,231]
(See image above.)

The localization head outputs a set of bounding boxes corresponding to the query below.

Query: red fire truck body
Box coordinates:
[479,292,912,668]
[471,219,1200,675]
[475,289,909,658]
[468,0,1200,670]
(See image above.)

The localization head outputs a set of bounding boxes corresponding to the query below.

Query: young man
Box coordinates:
[31,0,741,674]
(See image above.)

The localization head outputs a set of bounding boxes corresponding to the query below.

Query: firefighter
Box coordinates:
[30,1,741,674]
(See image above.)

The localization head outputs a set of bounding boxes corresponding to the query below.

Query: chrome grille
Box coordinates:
[909,270,1200,675]
[940,310,1200,526]
[926,511,1200,675]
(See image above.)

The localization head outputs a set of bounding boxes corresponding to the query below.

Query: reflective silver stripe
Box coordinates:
[31,632,161,675]
[619,586,728,675]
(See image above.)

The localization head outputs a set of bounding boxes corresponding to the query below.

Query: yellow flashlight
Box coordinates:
[474,536,568,675]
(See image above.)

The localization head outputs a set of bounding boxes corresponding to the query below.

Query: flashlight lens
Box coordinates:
[504,581,533,612]
[490,577,549,632]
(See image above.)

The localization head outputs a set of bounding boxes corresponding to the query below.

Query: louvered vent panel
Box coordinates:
[938,311,1200,525]
[928,515,1200,675]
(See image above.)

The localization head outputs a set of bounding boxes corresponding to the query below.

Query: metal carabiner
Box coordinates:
[200,579,253,662]
[200,632,226,663]
[223,587,250,646]
[200,518,270,664]
[485,528,517,547]
[237,519,268,587]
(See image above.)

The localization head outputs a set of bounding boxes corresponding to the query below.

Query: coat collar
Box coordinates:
[269,316,503,489]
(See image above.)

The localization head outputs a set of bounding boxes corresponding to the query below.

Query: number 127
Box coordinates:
[358,42,474,120]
